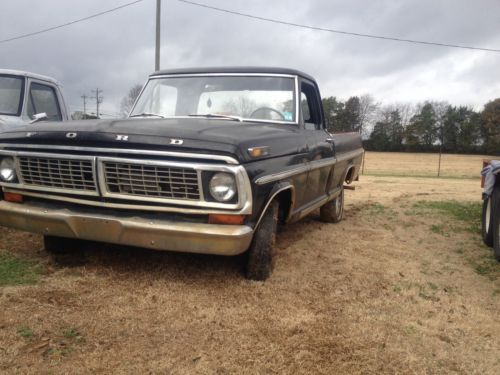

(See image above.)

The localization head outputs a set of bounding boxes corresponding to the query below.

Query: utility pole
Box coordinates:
[91,88,103,118]
[155,0,161,71]
[81,94,88,118]
[437,122,444,177]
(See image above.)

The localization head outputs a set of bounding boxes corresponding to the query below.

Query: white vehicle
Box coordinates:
[0,69,69,131]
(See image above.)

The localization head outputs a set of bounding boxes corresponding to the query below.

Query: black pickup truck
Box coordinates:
[0,67,363,280]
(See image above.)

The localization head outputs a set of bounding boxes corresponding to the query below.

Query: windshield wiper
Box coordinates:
[129,112,165,118]
[188,113,242,122]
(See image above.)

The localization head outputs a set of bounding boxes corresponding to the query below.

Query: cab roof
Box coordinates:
[0,69,62,86]
[151,66,317,83]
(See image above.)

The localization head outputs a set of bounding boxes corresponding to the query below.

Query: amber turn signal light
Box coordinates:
[4,192,23,203]
[208,214,246,225]
[247,146,270,158]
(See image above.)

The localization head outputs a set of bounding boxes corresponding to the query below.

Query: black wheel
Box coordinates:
[320,188,344,223]
[43,236,76,255]
[492,188,500,261]
[245,200,278,281]
[482,193,495,247]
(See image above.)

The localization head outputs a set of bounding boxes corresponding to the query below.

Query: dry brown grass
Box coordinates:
[363,152,500,178]
[1,157,500,373]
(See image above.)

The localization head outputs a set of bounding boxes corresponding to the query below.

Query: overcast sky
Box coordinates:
[1,0,499,117]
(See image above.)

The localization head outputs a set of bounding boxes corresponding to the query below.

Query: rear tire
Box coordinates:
[492,188,500,261]
[320,188,344,223]
[245,200,278,281]
[482,194,495,247]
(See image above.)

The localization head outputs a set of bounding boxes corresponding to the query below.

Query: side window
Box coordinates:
[300,82,322,129]
[27,83,62,121]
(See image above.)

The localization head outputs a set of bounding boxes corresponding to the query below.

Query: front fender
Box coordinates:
[253,181,295,230]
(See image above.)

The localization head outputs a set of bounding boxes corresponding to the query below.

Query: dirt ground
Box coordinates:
[1,175,499,374]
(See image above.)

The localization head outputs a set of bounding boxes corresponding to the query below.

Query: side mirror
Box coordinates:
[30,112,48,124]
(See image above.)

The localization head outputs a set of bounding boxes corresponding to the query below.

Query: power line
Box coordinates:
[178,0,500,53]
[0,0,146,44]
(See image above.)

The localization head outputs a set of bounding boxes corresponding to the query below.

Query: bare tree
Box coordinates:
[358,94,379,137]
[380,102,416,128]
[120,84,143,117]
[396,102,416,129]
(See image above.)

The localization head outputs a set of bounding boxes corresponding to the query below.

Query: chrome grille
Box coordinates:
[103,161,200,201]
[18,156,96,192]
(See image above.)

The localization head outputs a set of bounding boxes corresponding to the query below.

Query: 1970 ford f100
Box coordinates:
[0,67,363,280]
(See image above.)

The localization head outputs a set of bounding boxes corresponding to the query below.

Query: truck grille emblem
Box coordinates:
[66,132,77,139]
[170,139,184,145]
[116,135,129,141]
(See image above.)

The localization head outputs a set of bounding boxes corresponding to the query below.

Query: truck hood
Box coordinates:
[0,118,306,163]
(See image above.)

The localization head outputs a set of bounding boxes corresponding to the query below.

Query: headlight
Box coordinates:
[0,157,16,182]
[209,172,236,202]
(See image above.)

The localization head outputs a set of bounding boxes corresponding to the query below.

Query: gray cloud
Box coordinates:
[1,0,499,115]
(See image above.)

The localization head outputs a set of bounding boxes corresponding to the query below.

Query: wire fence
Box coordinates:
[360,152,499,179]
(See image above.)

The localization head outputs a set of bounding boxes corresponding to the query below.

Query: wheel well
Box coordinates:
[276,189,292,224]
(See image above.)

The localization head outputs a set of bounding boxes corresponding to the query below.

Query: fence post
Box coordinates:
[361,151,366,175]
[437,147,442,177]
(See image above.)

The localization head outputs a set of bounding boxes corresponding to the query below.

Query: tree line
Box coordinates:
[322,96,500,155]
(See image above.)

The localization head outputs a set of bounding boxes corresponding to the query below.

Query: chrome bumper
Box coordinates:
[0,201,253,255]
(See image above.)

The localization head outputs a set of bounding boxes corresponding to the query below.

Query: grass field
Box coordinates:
[363,152,500,178]
[1,153,499,373]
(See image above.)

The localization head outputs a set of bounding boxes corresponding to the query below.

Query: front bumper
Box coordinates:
[0,201,253,255]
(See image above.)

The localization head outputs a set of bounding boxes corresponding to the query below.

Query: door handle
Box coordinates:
[325,137,334,144]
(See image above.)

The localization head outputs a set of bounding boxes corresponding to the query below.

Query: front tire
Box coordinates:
[320,188,344,223]
[482,194,495,247]
[44,236,86,265]
[44,235,78,254]
[245,200,278,281]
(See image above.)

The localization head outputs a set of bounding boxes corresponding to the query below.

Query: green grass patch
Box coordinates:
[403,325,417,336]
[427,282,439,291]
[63,327,79,339]
[0,253,41,286]
[17,327,34,338]
[369,203,386,214]
[368,203,398,218]
[413,200,481,234]
[63,327,85,343]
[46,347,74,357]
[466,255,499,280]
[393,285,402,293]
[431,224,449,237]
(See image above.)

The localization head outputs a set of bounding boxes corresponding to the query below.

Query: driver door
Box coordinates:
[300,80,335,204]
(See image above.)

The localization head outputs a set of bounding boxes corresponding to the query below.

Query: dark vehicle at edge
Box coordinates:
[0,67,363,280]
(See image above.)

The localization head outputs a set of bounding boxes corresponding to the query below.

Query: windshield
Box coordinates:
[0,75,24,116]
[130,75,297,123]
